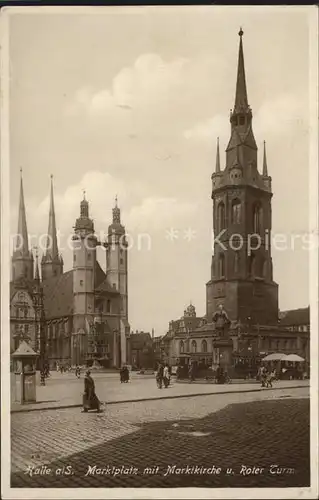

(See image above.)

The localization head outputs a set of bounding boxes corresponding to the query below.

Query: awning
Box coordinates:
[283,353,305,362]
[262,353,286,361]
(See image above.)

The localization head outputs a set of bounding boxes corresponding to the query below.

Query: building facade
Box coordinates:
[10,174,130,369]
[161,30,310,375]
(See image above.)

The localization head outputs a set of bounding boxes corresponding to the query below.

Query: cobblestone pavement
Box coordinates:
[10,370,309,411]
[10,387,309,488]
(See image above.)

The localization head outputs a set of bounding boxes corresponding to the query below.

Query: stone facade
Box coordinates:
[10,175,130,369]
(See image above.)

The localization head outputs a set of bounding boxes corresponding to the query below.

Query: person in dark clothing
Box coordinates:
[82,370,101,412]
[156,363,164,389]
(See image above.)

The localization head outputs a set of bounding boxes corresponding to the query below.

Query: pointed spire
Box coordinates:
[263,141,268,176]
[215,138,221,173]
[34,247,40,281]
[112,195,121,224]
[234,28,249,112]
[16,168,29,255]
[44,175,59,261]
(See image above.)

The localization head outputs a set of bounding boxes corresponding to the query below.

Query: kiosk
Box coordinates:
[12,341,38,404]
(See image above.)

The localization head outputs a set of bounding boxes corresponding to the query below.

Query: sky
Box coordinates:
[7,6,313,335]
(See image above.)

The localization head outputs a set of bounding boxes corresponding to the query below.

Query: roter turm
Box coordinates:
[206,28,278,327]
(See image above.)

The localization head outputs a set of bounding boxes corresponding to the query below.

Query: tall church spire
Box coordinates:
[16,168,29,255]
[263,141,268,176]
[41,175,63,281]
[215,138,221,173]
[12,169,34,282]
[234,28,249,113]
[45,175,59,261]
[34,247,40,282]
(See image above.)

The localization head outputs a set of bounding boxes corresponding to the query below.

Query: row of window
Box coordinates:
[179,338,308,354]
[216,201,263,233]
[215,253,267,279]
[12,307,29,318]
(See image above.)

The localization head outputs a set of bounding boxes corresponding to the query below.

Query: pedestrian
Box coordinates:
[82,370,101,413]
[188,363,195,383]
[163,364,170,388]
[156,363,164,389]
[75,365,81,378]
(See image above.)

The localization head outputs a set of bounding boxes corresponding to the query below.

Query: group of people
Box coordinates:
[259,365,276,388]
[156,363,171,389]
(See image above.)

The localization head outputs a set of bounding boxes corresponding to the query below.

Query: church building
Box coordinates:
[10,173,130,369]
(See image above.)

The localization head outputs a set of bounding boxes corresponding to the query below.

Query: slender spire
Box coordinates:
[234,28,249,112]
[263,141,268,176]
[16,168,29,255]
[112,195,121,224]
[44,175,59,261]
[215,137,221,173]
[34,247,40,281]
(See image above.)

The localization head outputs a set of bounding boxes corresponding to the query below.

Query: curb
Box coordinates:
[10,384,308,414]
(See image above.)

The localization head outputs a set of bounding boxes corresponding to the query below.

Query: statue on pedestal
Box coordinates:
[212,304,231,337]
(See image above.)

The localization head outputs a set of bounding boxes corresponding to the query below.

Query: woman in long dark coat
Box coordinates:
[82,370,101,412]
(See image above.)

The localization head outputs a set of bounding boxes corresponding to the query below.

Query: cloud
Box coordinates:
[127,196,197,232]
[69,53,188,117]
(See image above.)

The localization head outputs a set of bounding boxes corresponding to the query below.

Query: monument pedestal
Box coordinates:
[213,338,233,375]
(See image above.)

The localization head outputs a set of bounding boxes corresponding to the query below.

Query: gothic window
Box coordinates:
[106,300,111,313]
[231,199,241,224]
[191,340,197,353]
[80,280,84,286]
[24,324,29,335]
[217,202,226,232]
[88,253,91,260]
[219,254,225,278]
[24,308,28,318]
[15,307,19,318]
[253,203,263,234]
[74,254,76,262]
[120,258,124,265]
[249,253,255,277]
[201,340,207,353]
[180,340,184,354]
[257,257,265,278]
[234,252,240,274]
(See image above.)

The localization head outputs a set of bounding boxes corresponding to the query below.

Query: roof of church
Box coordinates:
[42,270,74,319]
[130,332,152,349]
[10,278,34,299]
[279,307,310,326]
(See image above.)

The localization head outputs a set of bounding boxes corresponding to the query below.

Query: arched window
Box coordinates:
[257,257,265,278]
[191,340,197,353]
[253,203,263,234]
[234,252,240,274]
[180,340,184,354]
[217,202,226,232]
[249,253,255,277]
[231,199,241,224]
[201,340,207,353]
[219,254,225,278]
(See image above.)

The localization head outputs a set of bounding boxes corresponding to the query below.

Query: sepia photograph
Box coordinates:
[1,5,318,499]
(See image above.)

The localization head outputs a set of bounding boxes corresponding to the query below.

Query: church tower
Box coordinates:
[207,29,278,325]
[72,193,97,364]
[106,197,128,320]
[12,169,34,282]
[41,175,63,281]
